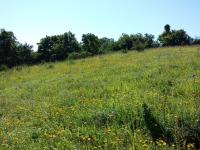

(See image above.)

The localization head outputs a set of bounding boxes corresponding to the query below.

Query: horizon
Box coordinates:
[1,0,200,50]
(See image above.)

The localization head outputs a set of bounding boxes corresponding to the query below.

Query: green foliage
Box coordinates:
[0,46,200,149]
[0,64,8,71]
[158,24,192,46]
[68,51,92,59]
[118,33,155,51]
[164,24,171,33]
[37,31,80,62]
[82,33,100,55]
[122,49,128,53]
[0,29,18,67]
[142,103,174,143]
[0,29,34,68]
[193,38,200,45]
[118,33,133,50]
[99,37,115,53]
[1,25,198,71]
[135,42,145,51]
[16,43,33,64]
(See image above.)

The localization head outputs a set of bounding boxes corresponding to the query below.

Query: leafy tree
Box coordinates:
[16,43,33,65]
[171,29,191,45]
[37,35,56,61]
[192,38,200,45]
[99,37,115,53]
[63,31,80,53]
[37,31,80,62]
[144,34,155,48]
[158,25,191,46]
[118,33,155,51]
[0,29,18,67]
[118,33,133,50]
[164,24,171,33]
[82,33,100,55]
[130,33,145,50]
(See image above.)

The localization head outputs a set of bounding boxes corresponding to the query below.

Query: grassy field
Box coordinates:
[0,46,200,149]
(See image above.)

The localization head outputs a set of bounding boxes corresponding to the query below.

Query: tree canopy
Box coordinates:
[0,24,199,70]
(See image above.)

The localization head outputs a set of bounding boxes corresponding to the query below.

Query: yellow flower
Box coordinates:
[106,127,111,133]
[48,134,56,139]
[143,143,149,149]
[162,142,166,146]
[187,143,194,148]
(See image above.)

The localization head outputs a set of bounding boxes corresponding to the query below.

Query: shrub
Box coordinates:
[135,43,145,52]
[68,51,92,59]
[0,65,8,71]
[122,49,128,53]
[15,66,23,71]
[193,39,200,45]
[46,64,54,69]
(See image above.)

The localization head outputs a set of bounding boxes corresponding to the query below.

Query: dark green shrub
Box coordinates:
[46,64,54,69]
[122,49,128,53]
[68,51,92,59]
[135,43,145,52]
[0,65,8,71]
[15,66,23,71]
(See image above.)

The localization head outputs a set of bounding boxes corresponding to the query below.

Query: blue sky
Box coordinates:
[0,0,200,50]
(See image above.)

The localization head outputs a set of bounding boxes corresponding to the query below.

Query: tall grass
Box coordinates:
[0,46,200,149]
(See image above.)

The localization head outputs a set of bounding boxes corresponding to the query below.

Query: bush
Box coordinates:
[122,49,128,53]
[0,65,8,71]
[46,64,54,69]
[15,66,23,71]
[68,51,92,59]
[135,43,145,52]
[193,39,200,45]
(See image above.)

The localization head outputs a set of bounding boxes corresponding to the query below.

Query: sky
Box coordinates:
[0,0,200,50]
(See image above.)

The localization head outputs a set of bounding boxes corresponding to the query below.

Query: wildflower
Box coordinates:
[162,141,166,146]
[111,141,117,145]
[1,140,8,147]
[82,136,86,141]
[156,139,167,146]
[106,127,111,133]
[187,143,194,148]
[47,134,56,139]
[143,143,148,149]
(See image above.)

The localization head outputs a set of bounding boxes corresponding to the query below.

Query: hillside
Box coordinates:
[0,46,200,149]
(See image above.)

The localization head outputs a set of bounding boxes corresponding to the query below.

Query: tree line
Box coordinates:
[0,24,200,70]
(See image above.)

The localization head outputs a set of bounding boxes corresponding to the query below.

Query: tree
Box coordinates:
[99,37,115,53]
[192,38,200,45]
[37,31,80,62]
[63,31,80,55]
[16,43,33,64]
[82,33,100,55]
[117,33,156,51]
[118,34,133,50]
[164,24,171,33]
[37,35,57,61]
[158,25,191,46]
[0,29,18,67]
[144,34,155,48]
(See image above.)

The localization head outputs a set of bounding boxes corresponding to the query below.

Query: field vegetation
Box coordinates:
[0,46,200,149]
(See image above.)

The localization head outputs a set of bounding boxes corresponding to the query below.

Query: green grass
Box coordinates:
[0,46,200,149]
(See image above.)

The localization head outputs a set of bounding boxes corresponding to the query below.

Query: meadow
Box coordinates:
[0,46,200,149]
